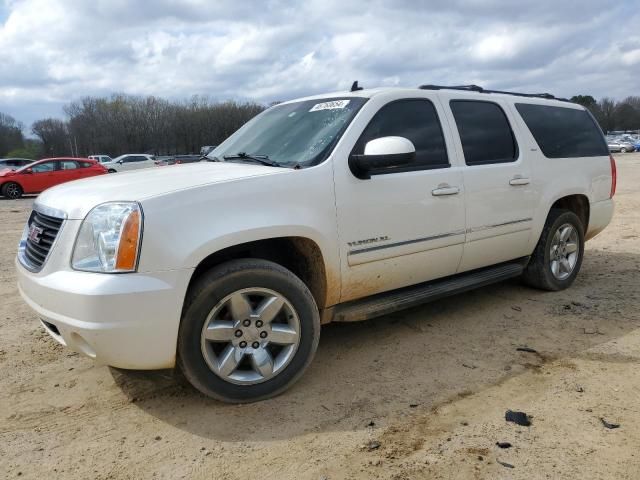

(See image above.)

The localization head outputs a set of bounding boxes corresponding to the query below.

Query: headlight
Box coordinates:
[72,202,143,273]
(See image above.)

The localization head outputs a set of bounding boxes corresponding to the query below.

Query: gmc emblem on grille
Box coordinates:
[28,224,44,244]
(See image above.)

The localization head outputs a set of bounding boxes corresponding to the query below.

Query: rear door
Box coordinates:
[333,94,466,302]
[57,160,83,183]
[443,97,535,272]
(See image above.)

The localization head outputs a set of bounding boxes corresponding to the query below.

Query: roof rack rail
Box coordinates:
[420,84,484,92]
[418,84,570,102]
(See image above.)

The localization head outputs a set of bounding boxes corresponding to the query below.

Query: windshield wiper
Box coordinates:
[223,152,281,167]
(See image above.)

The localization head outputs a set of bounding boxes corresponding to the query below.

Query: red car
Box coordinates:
[0,157,108,199]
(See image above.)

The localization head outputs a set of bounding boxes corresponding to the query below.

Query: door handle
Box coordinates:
[509,176,530,186]
[432,185,460,196]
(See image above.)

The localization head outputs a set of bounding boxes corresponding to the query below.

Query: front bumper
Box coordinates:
[17,258,193,369]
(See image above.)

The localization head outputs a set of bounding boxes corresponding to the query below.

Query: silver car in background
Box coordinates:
[607,139,636,153]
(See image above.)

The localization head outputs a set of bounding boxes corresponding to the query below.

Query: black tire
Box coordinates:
[177,259,320,403]
[522,209,585,291]
[1,182,23,199]
[107,169,117,173]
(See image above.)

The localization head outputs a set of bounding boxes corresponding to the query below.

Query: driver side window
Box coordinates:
[352,99,450,175]
[31,162,56,173]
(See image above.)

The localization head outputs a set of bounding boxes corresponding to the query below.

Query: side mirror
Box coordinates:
[117,159,124,164]
[349,136,415,179]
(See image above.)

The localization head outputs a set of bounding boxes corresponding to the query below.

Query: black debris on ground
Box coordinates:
[600,418,620,429]
[496,442,512,449]
[516,347,538,354]
[505,410,532,427]
[497,460,515,469]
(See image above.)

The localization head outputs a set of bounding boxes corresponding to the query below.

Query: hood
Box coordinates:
[36,162,287,219]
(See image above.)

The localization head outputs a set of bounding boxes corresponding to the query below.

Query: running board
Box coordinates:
[330,259,528,323]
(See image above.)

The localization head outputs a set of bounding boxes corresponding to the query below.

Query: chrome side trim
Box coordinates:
[349,230,465,255]
[466,217,532,234]
[347,218,532,257]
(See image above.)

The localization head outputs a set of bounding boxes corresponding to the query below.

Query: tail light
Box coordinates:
[609,155,617,198]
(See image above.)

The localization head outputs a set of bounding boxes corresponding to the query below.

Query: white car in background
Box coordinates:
[88,155,113,164]
[102,154,156,173]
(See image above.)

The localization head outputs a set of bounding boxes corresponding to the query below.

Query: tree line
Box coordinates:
[1,92,639,160]
[1,94,266,159]
[569,95,640,133]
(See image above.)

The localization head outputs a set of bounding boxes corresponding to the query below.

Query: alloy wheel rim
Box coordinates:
[200,287,301,385]
[6,184,19,198]
[550,223,579,281]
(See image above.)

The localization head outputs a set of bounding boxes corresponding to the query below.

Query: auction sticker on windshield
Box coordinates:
[309,100,350,112]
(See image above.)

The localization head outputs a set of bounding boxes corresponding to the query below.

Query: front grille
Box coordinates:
[21,210,64,271]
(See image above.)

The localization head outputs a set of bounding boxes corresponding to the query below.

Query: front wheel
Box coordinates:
[620,147,628,153]
[107,169,117,173]
[522,209,585,291]
[177,259,320,403]
[1,182,23,199]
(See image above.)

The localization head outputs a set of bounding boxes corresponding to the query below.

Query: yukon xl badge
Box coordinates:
[348,236,390,248]
[28,224,44,244]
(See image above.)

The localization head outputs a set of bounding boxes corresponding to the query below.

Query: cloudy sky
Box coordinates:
[1,0,639,128]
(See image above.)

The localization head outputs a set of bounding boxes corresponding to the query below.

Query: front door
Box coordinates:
[24,161,57,193]
[442,97,535,272]
[333,95,466,303]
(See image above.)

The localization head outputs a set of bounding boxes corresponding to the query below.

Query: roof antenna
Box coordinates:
[350,80,363,92]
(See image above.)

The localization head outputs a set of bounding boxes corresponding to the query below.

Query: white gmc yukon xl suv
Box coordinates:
[16,85,616,403]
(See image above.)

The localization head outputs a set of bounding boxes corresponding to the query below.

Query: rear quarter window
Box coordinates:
[515,103,608,158]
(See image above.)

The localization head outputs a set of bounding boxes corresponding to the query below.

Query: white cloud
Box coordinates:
[0,0,639,127]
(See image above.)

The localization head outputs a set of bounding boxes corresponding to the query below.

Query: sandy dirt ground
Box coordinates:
[1,154,639,480]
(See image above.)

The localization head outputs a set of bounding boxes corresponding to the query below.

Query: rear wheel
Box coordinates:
[1,182,23,199]
[107,169,117,173]
[522,209,585,291]
[177,259,320,403]
[621,147,628,153]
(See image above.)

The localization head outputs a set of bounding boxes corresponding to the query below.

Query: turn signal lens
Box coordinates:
[115,209,141,270]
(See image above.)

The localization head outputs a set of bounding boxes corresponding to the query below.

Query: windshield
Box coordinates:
[208,97,368,168]
[15,161,40,173]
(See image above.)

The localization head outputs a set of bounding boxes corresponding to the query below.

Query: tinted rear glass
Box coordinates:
[450,100,518,165]
[515,103,608,158]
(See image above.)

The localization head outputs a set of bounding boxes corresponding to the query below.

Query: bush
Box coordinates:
[5,143,42,160]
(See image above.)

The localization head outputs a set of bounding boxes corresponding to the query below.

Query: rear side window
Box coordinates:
[515,103,608,158]
[353,99,449,173]
[450,100,518,165]
[60,161,79,170]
